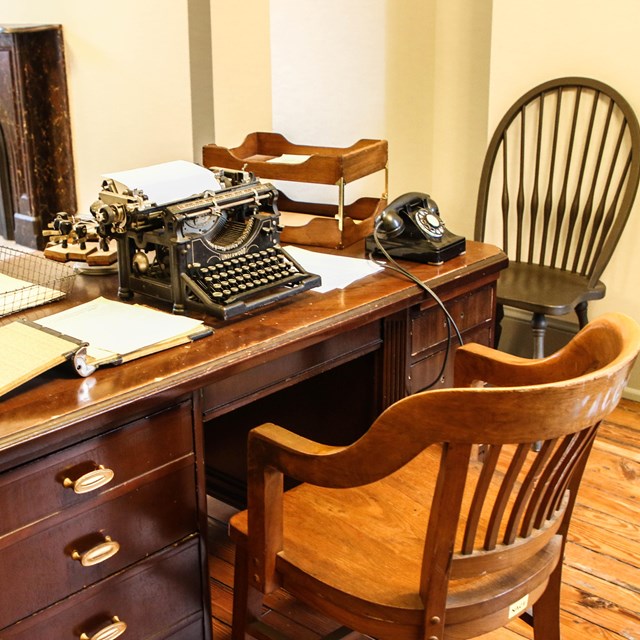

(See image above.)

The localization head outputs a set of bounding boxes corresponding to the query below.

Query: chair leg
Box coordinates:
[531,312,547,359]
[530,562,562,640]
[494,302,504,348]
[232,538,266,640]
[575,301,589,329]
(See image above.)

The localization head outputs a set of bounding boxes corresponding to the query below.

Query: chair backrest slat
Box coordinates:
[571,97,614,272]
[562,89,600,270]
[516,111,526,261]
[483,443,529,551]
[528,97,545,262]
[501,135,510,255]
[539,89,562,265]
[518,434,575,538]
[550,86,580,268]
[503,438,554,544]
[545,426,598,521]
[588,151,632,279]
[461,444,501,554]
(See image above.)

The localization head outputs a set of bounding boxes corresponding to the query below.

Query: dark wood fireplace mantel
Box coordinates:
[0,24,76,248]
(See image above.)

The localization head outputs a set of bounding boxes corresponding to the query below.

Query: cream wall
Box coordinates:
[0,0,194,214]
[211,0,492,235]
[209,0,272,147]
[430,0,492,233]
[489,0,640,397]
[267,0,387,204]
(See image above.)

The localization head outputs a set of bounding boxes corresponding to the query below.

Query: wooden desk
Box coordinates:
[0,241,506,639]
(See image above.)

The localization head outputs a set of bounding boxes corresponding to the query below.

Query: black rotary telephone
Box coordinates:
[365,192,466,265]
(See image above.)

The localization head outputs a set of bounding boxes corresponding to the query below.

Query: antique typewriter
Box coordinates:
[88,164,321,319]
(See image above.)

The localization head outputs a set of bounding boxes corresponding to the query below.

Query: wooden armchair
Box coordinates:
[229,312,640,640]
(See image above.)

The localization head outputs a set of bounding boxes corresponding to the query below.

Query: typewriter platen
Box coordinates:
[89,166,321,319]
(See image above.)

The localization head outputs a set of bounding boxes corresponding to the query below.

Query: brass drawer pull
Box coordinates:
[80,616,127,640]
[63,465,115,494]
[71,536,120,566]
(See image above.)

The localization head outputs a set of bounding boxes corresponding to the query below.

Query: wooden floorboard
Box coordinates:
[207,397,640,639]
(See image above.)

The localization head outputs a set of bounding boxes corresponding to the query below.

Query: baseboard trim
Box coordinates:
[622,387,640,402]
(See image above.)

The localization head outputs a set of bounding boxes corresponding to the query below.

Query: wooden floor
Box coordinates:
[207,397,640,640]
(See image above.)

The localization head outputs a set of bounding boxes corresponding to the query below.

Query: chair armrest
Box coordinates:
[456,312,640,388]
[454,339,598,387]
[249,423,346,481]
[245,423,394,595]
[249,421,428,489]
[454,342,547,387]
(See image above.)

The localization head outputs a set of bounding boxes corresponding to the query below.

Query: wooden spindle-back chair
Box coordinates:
[475,77,640,358]
[229,312,640,640]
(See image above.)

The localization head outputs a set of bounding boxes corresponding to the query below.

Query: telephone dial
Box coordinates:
[365,192,466,265]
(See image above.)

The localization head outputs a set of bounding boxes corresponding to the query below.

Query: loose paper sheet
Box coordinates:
[0,273,65,316]
[285,246,383,293]
[266,154,311,165]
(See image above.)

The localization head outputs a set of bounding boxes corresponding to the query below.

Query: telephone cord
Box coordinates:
[369,224,463,390]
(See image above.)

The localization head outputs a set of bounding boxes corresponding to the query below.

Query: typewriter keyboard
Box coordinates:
[182,247,321,319]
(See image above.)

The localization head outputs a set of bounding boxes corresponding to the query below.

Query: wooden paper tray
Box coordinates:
[203,132,388,185]
[278,192,386,249]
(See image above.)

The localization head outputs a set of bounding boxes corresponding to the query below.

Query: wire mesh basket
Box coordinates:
[0,246,76,318]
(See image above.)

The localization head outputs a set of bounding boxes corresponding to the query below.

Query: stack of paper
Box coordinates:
[34,297,210,366]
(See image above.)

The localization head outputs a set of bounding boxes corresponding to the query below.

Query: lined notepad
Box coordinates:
[0,321,84,397]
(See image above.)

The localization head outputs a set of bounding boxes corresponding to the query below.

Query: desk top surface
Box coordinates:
[0,241,506,467]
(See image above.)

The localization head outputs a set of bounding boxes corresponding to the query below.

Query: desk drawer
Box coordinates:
[411,285,494,357]
[0,537,204,639]
[409,323,491,393]
[0,400,193,538]
[0,461,197,629]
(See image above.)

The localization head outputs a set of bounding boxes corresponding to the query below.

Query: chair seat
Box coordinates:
[497,262,606,316]
[230,445,562,639]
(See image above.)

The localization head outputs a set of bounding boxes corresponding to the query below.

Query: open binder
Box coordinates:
[0,297,212,397]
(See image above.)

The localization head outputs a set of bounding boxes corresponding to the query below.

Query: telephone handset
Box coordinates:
[365,192,466,265]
